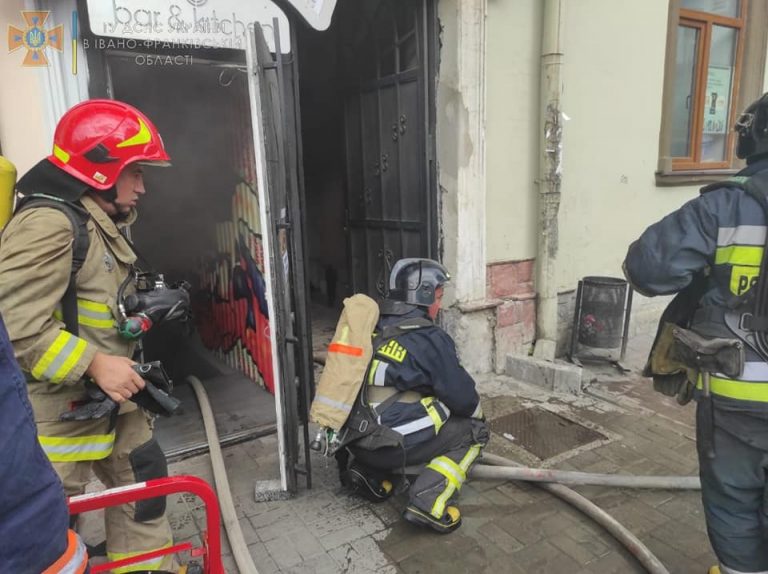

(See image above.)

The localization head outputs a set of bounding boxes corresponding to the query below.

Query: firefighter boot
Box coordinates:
[402,505,462,534]
[341,464,394,503]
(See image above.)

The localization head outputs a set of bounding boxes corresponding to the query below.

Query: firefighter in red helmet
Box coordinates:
[0,99,181,571]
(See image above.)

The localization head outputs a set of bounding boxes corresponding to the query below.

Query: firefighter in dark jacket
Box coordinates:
[338,258,488,534]
[624,93,768,574]
[0,312,89,573]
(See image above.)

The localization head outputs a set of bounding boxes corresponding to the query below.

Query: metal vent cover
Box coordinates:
[490,407,605,459]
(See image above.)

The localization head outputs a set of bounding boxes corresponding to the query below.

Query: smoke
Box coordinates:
[109,56,248,285]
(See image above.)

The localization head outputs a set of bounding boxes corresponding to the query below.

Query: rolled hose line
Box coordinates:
[187,376,260,574]
[472,452,679,574]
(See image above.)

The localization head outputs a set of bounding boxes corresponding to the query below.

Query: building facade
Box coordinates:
[1,0,767,380]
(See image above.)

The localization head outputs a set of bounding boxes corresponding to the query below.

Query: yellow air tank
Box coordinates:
[0,157,17,230]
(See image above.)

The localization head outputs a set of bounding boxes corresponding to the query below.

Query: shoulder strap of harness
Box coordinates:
[335,315,435,453]
[14,195,90,336]
[366,315,434,404]
[702,172,768,345]
[374,316,434,348]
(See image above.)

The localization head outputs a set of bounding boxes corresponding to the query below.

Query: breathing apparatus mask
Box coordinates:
[60,272,190,422]
[117,270,191,340]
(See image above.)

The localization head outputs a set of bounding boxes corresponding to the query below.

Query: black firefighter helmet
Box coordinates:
[736,92,768,162]
[388,258,450,307]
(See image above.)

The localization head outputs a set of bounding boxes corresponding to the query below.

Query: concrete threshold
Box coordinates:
[505,353,583,394]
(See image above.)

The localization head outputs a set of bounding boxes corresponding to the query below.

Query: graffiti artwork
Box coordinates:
[194,79,276,392]
[195,182,275,393]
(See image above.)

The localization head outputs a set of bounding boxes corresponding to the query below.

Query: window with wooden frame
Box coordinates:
[658,0,768,184]
[674,1,745,169]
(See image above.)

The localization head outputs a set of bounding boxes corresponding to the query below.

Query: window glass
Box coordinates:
[377,10,397,78]
[380,47,396,77]
[671,25,699,158]
[700,25,737,162]
[399,34,418,72]
[681,0,740,18]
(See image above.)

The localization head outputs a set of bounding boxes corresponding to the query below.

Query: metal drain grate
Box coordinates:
[490,407,605,459]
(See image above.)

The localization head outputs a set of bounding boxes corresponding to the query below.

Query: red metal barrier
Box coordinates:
[68,476,224,574]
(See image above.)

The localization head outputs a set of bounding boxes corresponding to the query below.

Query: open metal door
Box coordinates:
[246,21,314,492]
[344,0,435,297]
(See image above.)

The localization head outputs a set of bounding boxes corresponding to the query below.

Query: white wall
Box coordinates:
[485,0,541,263]
[0,0,49,173]
[557,1,699,294]
[484,0,702,289]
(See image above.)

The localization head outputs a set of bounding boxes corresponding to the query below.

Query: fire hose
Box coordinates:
[187,376,260,574]
[186,373,698,574]
[469,453,701,574]
[471,453,701,489]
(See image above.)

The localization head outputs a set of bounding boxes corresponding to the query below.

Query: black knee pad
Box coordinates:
[129,439,168,522]
[470,419,490,446]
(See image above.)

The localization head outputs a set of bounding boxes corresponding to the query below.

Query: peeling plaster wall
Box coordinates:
[436,0,460,306]
[436,0,492,370]
[436,0,486,305]
[0,0,49,173]
[484,2,768,348]
[485,0,541,264]
[554,1,707,339]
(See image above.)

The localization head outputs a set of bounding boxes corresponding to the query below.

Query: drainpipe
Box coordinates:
[533,0,564,361]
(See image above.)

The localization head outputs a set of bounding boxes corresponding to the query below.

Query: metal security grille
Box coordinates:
[490,407,605,460]
[343,0,435,297]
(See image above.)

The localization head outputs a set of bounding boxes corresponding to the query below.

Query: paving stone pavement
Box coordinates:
[84,332,692,574]
[161,334,715,574]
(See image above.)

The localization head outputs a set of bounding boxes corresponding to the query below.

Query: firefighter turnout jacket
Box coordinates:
[624,159,768,413]
[367,306,483,446]
[0,182,176,571]
[0,194,138,452]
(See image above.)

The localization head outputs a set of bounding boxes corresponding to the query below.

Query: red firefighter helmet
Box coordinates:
[47,99,170,191]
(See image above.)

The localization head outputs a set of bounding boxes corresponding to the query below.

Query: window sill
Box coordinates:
[655,169,739,187]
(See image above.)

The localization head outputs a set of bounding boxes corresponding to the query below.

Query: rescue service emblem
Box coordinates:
[103,252,114,272]
[378,340,407,363]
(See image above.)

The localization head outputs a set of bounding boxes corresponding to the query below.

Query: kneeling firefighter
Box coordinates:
[624,93,768,574]
[0,100,190,572]
[310,258,488,533]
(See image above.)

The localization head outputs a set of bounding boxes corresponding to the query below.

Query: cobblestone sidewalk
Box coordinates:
[166,348,714,574]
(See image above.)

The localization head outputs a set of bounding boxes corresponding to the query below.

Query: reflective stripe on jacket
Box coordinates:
[42,530,88,574]
[624,160,768,410]
[0,194,137,405]
[107,541,173,573]
[364,308,481,446]
[39,431,116,462]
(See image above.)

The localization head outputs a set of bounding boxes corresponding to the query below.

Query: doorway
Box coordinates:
[78,0,438,487]
[296,0,438,358]
[102,53,280,462]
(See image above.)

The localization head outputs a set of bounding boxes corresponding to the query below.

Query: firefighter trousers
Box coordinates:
[698,405,768,574]
[38,406,175,573]
[350,417,489,519]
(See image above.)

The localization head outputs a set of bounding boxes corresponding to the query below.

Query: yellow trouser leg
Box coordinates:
[93,409,176,573]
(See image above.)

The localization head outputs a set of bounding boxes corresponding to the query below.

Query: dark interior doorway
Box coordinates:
[104,54,278,460]
[81,0,438,464]
[297,0,437,319]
